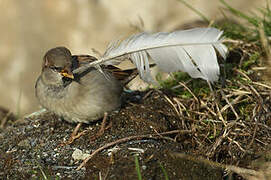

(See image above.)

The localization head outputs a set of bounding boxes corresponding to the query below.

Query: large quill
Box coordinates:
[73,27,228,83]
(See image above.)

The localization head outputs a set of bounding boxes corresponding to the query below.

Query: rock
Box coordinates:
[72,148,90,161]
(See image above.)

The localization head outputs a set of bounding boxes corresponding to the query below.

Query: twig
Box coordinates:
[173,97,190,128]
[227,89,251,97]
[178,81,199,102]
[252,122,271,131]
[200,100,217,116]
[215,102,226,126]
[252,81,271,90]
[142,90,153,100]
[77,130,191,170]
[222,39,245,44]
[220,90,240,120]
[235,69,252,81]
[248,84,262,101]
[164,95,180,116]
[220,95,244,113]
[207,81,227,125]
[153,128,176,142]
[255,138,268,146]
[173,98,184,117]
[207,128,229,157]
[173,97,191,117]
[227,137,246,152]
[247,120,257,150]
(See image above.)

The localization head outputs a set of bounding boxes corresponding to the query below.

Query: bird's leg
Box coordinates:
[61,112,111,145]
[63,122,87,145]
[90,112,112,141]
[71,122,83,138]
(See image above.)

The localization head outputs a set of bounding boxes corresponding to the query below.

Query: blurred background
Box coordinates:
[0,0,266,116]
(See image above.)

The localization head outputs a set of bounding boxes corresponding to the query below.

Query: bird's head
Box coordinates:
[41,47,74,86]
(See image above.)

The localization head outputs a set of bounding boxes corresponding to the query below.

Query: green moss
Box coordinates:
[242,52,260,69]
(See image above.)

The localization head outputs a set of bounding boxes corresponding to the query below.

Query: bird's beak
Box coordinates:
[60,69,74,79]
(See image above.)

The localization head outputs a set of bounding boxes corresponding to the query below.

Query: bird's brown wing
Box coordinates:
[71,55,97,69]
[72,55,137,84]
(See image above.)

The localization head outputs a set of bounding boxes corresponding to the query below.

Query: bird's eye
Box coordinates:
[50,66,62,72]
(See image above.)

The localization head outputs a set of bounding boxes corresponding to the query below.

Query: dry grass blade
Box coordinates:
[227,89,251,96]
[235,69,252,81]
[227,137,246,152]
[206,128,230,157]
[248,84,262,101]
[252,81,271,90]
[200,100,217,116]
[220,90,240,120]
[178,81,199,102]
[220,94,244,113]
[173,97,191,128]
[163,95,180,116]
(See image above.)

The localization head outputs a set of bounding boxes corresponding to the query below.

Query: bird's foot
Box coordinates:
[60,122,87,146]
[89,112,112,141]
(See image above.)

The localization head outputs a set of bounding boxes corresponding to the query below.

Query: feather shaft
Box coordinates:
[73,28,228,83]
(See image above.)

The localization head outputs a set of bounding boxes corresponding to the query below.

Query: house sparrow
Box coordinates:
[35,47,123,124]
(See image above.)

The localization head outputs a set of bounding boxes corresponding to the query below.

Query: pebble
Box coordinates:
[72,148,90,161]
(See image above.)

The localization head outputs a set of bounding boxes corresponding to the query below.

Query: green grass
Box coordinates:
[176,0,210,23]
[220,0,271,42]
[159,162,169,180]
[135,155,142,180]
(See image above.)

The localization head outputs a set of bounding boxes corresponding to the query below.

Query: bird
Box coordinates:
[35,27,227,142]
[35,47,123,124]
[35,47,126,142]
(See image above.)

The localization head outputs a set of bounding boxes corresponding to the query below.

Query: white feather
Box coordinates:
[73,27,228,83]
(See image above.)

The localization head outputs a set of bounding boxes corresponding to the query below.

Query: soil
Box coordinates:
[0,90,270,179]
